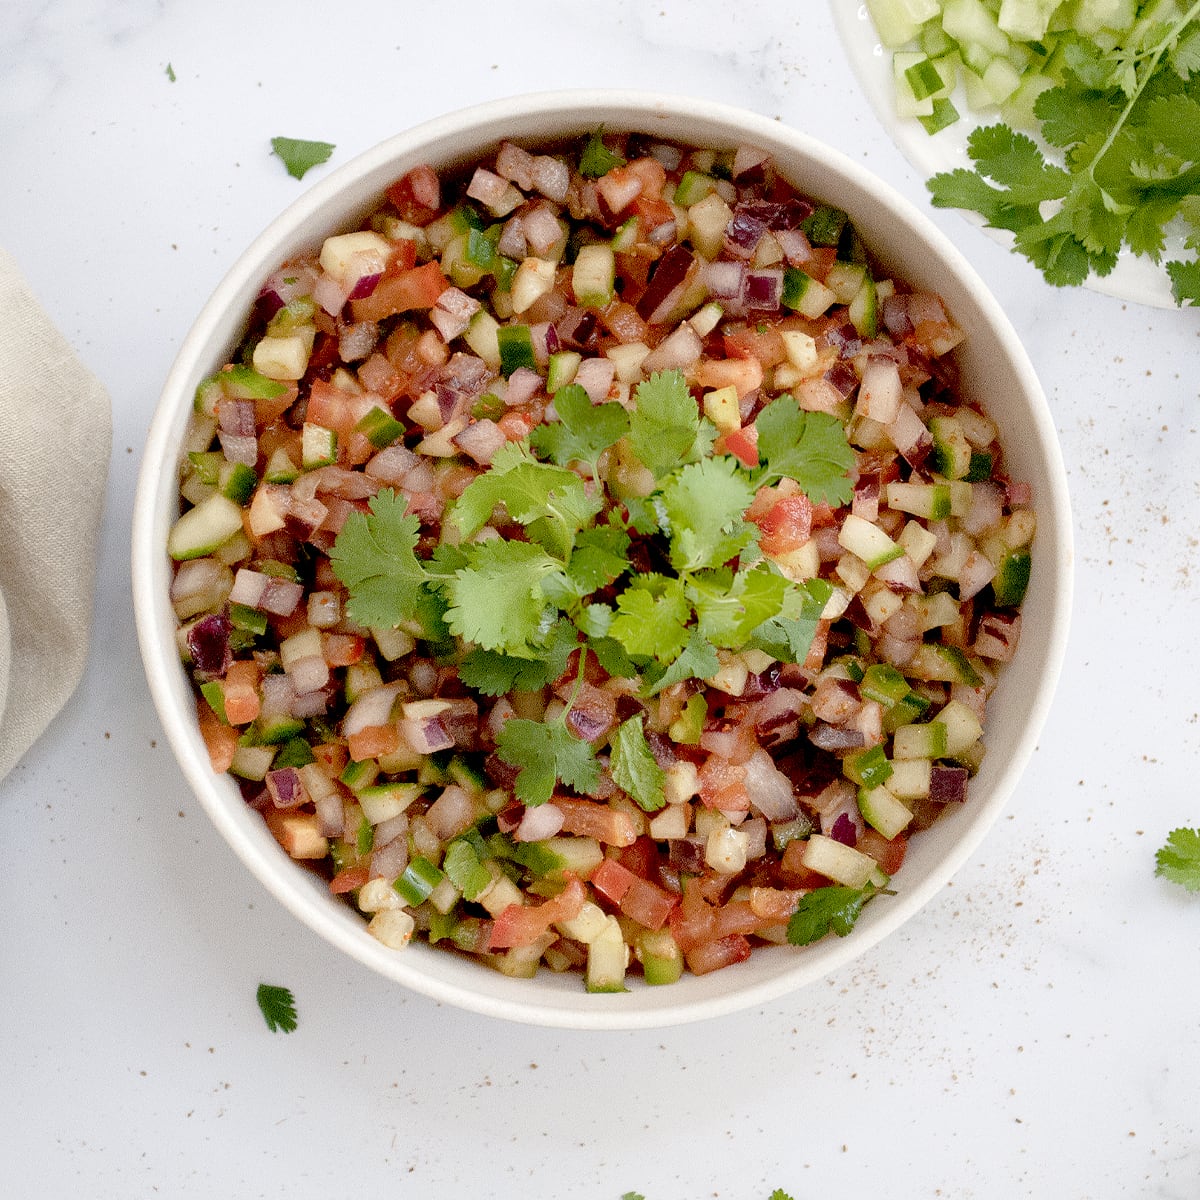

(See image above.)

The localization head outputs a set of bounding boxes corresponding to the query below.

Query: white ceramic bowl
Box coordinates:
[132,90,1073,1029]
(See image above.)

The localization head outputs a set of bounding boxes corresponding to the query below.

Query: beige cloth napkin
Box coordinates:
[0,247,110,782]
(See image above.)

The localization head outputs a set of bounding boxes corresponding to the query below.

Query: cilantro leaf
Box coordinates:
[610,714,666,812]
[442,540,567,656]
[641,629,720,696]
[748,578,832,664]
[768,1191,797,1200]
[588,634,639,679]
[786,884,877,946]
[565,524,632,595]
[530,383,630,469]
[608,575,691,663]
[270,136,335,181]
[496,717,600,806]
[457,619,579,695]
[753,396,855,505]
[450,442,598,558]
[330,489,431,630]
[256,983,297,1033]
[1155,827,1200,891]
[688,563,788,649]
[165,62,176,83]
[579,129,625,178]
[659,455,756,572]
[628,370,707,480]
[1168,258,1200,306]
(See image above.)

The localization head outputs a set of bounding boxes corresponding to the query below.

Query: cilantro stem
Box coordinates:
[1083,0,1200,193]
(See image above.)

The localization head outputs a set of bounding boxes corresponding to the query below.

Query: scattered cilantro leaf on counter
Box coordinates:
[787,884,879,946]
[1155,827,1200,891]
[271,136,336,181]
[753,396,855,504]
[165,62,176,82]
[768,1191,796,1200]
[329,490,430,629]
[610,714,666,813]
[256,983,297,1033]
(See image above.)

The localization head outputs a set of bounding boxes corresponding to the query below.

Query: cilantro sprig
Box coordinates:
[786,883,884,946]
[329,367,854,808]
[1155,827,1200,891]
[924,6,1200,305]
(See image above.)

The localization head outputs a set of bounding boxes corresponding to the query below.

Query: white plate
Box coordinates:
[831,0,1181,309]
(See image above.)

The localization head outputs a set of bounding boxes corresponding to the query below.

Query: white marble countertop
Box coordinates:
[2,2,1198,1197]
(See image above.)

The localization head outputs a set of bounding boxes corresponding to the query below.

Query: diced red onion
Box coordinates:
[723,206,767,258]
[452,418,507,466]
[314,790,344,838]
[365,444,419,486]
[429,287,481,342]
[522,205,563,256]
[371,835,409,883]
[957,550,998,601]
[531,155,570,203]
[700,259,745,299]
[185,612,232,677]
[265,767,307,809]
[808,723,866,752]
[961,482,1005,537]
[313,272,351,316]
[742,749,798,822]
[776,227,813,265]
[503,366,542,408]
[427,784,477,840]
[858,358,903,423]
[929,765,969,804]
[217,398,256,436]
[732,144,771,178]
[400,714,455,755]
[343,683,404,738]
[827,811,859,846]
[467,167,515,209]
[874,554,921,592]
[338,320,379,362]
[641,323,702,373]
[496,141,536,190]
[516,801,565,843]
[497,215,527,260]
[347,269,383,301]
[1008,481,1032,507]
[291,686,332,719]
[373,813,409,849]
[975,611,1020,662]
[573,356,615,403]
[743,268,783,311]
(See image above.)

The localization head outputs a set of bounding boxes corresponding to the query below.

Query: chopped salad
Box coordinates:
[168,130,1034,991]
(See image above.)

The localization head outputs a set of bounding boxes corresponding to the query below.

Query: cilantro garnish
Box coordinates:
[610,714,667,813]
[579,128,625,178]
[329,491,431,630]
[627,370,714,480]
[786,884,881,946]
[659,456,755,572]
[1155,827,1200,891]
[531,383,630,473]
[753,395,856,505]
[270,136,336,181]
[608,575,693,664]
[925,8,1200,305]
[256,983,297,1033]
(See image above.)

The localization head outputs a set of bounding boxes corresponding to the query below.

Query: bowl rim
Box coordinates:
[132,87,1074,1029]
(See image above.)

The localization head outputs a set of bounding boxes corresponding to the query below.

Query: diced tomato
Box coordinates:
[385,165,441,226]
[749,491,813,556]
[857,827,908,876]
[722,323,787,368]
[312,742,348,776]
[197,695,238,773]
[488,876,586,949]
[803,620,830,672]
[600,300,649,345]
[497,410,537,441]
[591,856,635,903]
[323,633,365,668]
[222,659,261,726]
[723,424,759,468]
[253,384,298,426]
[712,898,760,939]
[305,378,361,439]
[347,723,400,763]
[351,262,449,322]
[631,190,675,233]
[668,880,717,951]
[556,797,638,847]
[684,933,752,975]
[329,864,370,895]
[612,836,660,881]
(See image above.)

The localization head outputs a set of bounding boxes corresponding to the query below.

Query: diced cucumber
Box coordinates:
[936,699,985,757]
[800,834,887,890]
[263,446,300,483]
[888,756,933,800]
[892,720,949,760]
[229,743,276,781]
[826,261,869,305]
[858,784,913,840]
[942,0,1012,57]
[463,309,502,369]
[496,323,536,376]
[992,547,1031,606]
[860,663,912,708]
[220,364,288,401]
[929,416,973,480]
[674,170,718,206]
[394,856,445,906]
[919,97,961,134]
[585,915,629,993]
[844,745,894,790]
[572,243,616,308]
[782,268,837,319]
[886,480,952,520]
[837,513,905,571]
[546,350,581,393]
[357,782,424,825]
[848,275,879,337]
[510,256,557,314]
[702,385,741,434]
[168,492,245,561]
[637,928,684,986]
[866,0,942,47]
[355,405,405,449]
[802,205,849,249]
[907,643,984,687]
[301,422,338,468]
[686,192,734,259]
